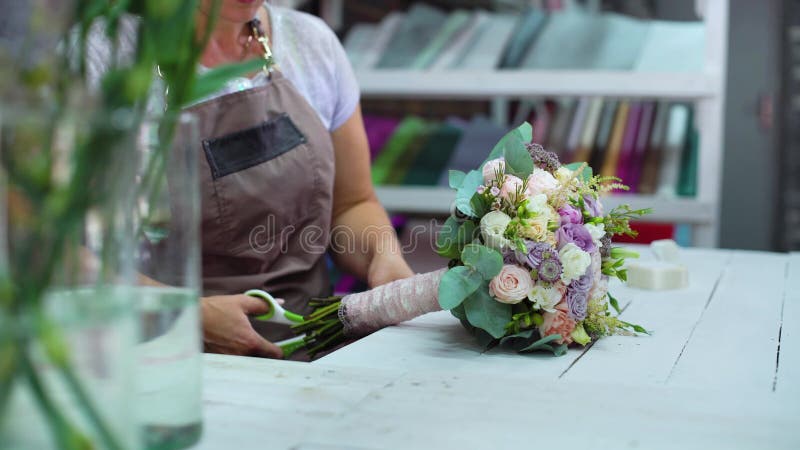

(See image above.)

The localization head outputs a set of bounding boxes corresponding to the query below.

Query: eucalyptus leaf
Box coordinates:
[448,170,466,189]
[455,170,483,216]
[463,287,512,339]
[455,221,477,248]
[564,162,593,183]
[450,304,467,321]
[502,132,534,178]
[469,193,490,217]
[438,266,483,310]
[519,334,563,353]
[188,58,264,104]
[499,329,537,352]
[486,122,532,162]
[516,122,533,142]
[435,216,460,258]
[461,244,502,280]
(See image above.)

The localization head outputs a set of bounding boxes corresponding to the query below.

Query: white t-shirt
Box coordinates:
[87,4,360,131]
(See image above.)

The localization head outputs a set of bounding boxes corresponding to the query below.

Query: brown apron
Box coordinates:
[184,70,335,344]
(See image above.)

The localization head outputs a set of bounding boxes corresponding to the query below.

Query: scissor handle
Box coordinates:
[245,289,305,325]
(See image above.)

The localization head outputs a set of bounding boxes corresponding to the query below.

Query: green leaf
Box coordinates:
[564,162,593,183]
[499,329,536,351]
[502,133,534,178]
[486,123,533,162]
[438,266,483,310]
[448,170,466,189]
[608,293,621,314]
[450,304,467,321]
[469,193,490,217]
[455,170,483,216]
[519,334,563,353]
[461,244,503,280]
[621,321,650,335]
[455,221,477,247]
[188,59,264,104]
[435,216,460,258]
[463,287,512,339]
[517,122,533,142]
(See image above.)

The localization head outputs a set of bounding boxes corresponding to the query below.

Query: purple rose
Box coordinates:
[502,249,518,265]
[515,241,557,269]
[566,289,588,321]
[583,194,603,218]
[569,272,594,293]
[558,204,583,225]
[556,223,596,253]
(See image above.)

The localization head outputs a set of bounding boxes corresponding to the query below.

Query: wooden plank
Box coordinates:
[318,309,613,379]
[320,369,800,450]
[197,355,401,450]
[562,249,733,384]
[775,253,800,395]
[667,251,787,392]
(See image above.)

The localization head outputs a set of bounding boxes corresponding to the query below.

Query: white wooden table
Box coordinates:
[198,248,800,449]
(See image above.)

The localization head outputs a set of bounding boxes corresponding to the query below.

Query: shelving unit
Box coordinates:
[346,0,729,248]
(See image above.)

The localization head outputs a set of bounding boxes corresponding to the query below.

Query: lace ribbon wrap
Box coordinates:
[339,268,447,337]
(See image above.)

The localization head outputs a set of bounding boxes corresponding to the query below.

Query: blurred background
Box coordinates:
[282,0,796,265]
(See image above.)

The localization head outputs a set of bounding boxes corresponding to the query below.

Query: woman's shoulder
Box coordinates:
[269,5,339,54]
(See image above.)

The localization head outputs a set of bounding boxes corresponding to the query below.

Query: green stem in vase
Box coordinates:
[19,347,92,450]
[39,316,124,450]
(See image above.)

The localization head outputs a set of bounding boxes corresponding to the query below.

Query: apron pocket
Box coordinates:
[202,113,307,180]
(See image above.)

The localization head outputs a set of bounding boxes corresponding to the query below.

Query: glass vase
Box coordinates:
[132,113,202,450]
[0,108,141,450]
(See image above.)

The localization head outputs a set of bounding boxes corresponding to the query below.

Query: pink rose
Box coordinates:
[538,301,576,345]
[489,264,532,304]
[482,158,506,183]
[499,175,524,201]
[526,168,558,197]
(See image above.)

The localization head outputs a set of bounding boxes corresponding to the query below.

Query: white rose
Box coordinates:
[480,210,512,250]
[526,168,559,197]
[525,194,549,215]
[528,284,563,313]
[559,243,592,284]
[584,223,606,248]
[482,158,505,183]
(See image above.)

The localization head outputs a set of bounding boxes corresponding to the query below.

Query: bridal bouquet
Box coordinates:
[294,123,648,357]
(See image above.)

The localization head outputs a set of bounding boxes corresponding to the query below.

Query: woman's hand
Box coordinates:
[367,252,414,288]
[201,295,284,359]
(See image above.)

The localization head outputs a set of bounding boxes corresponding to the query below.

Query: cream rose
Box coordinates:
[482,158,505,183]
[489,264,533,304]
[555,167,573,184]
[480,210,512,250]
[526,168,559,197]
[559,243,592,284]
[527,284,564,313]
[521,216,549,242]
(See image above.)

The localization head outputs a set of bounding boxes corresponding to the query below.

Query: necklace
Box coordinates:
[246,17,277,76]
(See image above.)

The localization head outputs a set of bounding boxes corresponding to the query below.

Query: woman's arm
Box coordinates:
[329,106,414,287]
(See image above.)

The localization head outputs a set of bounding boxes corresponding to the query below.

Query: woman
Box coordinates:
[92,1,414,359]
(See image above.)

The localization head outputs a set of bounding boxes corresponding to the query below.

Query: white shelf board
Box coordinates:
[375,186,714,224]
[356,70,719,100]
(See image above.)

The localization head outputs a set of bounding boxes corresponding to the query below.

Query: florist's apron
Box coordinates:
[184,68,335,344]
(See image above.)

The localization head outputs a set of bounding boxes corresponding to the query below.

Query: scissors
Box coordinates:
[244,289,307,358]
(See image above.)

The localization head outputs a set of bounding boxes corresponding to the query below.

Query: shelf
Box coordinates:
[375,186,715,224]
[356,70,720,100]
